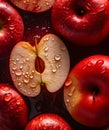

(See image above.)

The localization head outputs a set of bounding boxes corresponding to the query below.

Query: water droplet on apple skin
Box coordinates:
[4,93,12,102]
[65,78,72,87]
[95,60,104,68]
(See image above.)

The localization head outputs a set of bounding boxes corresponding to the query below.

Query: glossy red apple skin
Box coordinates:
[0,1,24,58]
[0,83,28,130]
[64,55,109,127]
[51,0,109,46]
[25,113,72,130]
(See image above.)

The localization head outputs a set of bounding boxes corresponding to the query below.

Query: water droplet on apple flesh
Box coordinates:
[18,82,22,86]
[4,93,12,102]
[15,69,22,76]
[44,46,48,52]
[66,99,70,103]
[23,76,30,83]
[52,68,57,73]
[30,83,36,88]
[54,54,61,61]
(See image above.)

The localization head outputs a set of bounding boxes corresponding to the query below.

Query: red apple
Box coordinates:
[9,33,70,97]
[9,0,55,13]
[51,0,109,46]
[0,83,28,130]
[0,1,24,58]
[64,55,109,127]
[25,113,72,130]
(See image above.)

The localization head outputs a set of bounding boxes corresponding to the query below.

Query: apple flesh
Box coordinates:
[64,55,109,127]
[10,34,70,97]
[25,113,72,130]
[0,1,24,58]
[51,0,109,46]
[0,83,28,130]
[9,0,55,13]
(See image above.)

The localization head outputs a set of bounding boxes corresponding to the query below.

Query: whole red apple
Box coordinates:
[64,55,109,127]
[0,83,28,130]
[0,1,24,58]
[25,113,72,130]
[51,0,109,46]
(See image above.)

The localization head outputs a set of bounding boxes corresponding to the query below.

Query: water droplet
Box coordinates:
[23,76,29,83]
[20,65,23,69]
[34,5,41,11]
[12,66,17,71]
[100,67,107,75]
[18,82,22,86]
[86,2,92,10]
[44,46,48,52]
[13,62,16,65]
[95,60,104,68]
[16,100,21,105]
[26,72,29,75]
[15,69,22,76]
[4,93,12,102]
[82,61,93,71]
[8,16,11,21]
[16,58,19,61]
[30,75,33,79]
[9,25,15,30]
[44,37,49,42]
[87,61,93,67]
[26,58,29,61]
[32,70,35,73]
[66,99,70,103]
[68,86,75,97]
[56,64,61,69]
[52,68,57,73]
[65,78,72,87]
[82,65,87,70]
[46,1,49,6]
[30,83,36,88]
[3,87,9,92]
[54,54,61,61]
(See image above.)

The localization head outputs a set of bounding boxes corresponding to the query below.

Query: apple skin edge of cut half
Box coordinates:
[9,34,70,97]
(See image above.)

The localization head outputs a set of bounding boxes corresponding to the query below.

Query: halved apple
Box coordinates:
[10,34,70,97]
[10,0,55,13]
